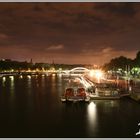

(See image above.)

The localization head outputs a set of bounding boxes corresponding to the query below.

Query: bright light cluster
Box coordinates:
[95,70,103,79]
[89,69,104,79]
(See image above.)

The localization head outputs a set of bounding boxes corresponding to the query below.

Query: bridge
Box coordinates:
[0,67,91,77]
[62,67,90,76]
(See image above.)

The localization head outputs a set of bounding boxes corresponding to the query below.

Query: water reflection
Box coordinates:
[9,76,14,94]
[9,76,14,81]
[9,76,15,112]
[87,101,98,135]
[27,75,32,94]
[19,75,23,79]
[58,73,62,78]
[0,75,139,137]
[41,74,45,88]
[87,102,97,123]
[51,74,56,92]
[58,74,63,96]
[27,75,31,79]
[2,77,6,86]
[52,73,56,77]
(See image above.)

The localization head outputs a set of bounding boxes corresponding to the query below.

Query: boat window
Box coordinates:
[66,88,74,93]
[77,88,85,93]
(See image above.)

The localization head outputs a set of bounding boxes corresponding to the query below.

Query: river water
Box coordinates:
[0,74,140,138]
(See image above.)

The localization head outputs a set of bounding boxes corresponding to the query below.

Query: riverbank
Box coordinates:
[129,83,140,103]
[130,93,140,102]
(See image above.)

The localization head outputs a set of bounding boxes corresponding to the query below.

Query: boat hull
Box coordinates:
[61,96,90,102]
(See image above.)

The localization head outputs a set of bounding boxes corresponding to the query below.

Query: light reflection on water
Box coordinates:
[19,75,23,79]
[9,76,15,113]
[57,74,63,96]
[0,75,139,137]
[27,75,32,94]
[2,76,6,87]
[51,74,56,93]
[87,102,97,123]
[87,101,98,136]
[9,76,15,94]
[27,75,31,79]
[41,74,46,89]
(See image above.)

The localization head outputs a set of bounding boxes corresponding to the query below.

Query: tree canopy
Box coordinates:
[103,51,140,71]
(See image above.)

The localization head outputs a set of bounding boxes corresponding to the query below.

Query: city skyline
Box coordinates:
[0,3,140,65]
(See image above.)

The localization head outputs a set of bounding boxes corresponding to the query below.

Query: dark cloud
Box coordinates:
[94,3,136,16]
[0,3,140,65]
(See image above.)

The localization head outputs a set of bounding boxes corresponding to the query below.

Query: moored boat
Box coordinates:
[61,87,90,102]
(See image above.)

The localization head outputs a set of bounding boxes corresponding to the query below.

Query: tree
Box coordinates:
[103,56,132,71]
[134,51,140,66]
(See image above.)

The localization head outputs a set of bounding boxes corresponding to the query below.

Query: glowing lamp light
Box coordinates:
[94,70,103,79]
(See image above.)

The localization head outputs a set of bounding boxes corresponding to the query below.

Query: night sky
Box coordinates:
[0,3,140,65]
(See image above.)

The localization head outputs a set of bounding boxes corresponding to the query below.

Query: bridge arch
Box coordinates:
[69,67,90,75]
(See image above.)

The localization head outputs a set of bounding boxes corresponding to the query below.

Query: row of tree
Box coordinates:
[103,51,140,71]
[1,51,140,72]
[0,59,92,71]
